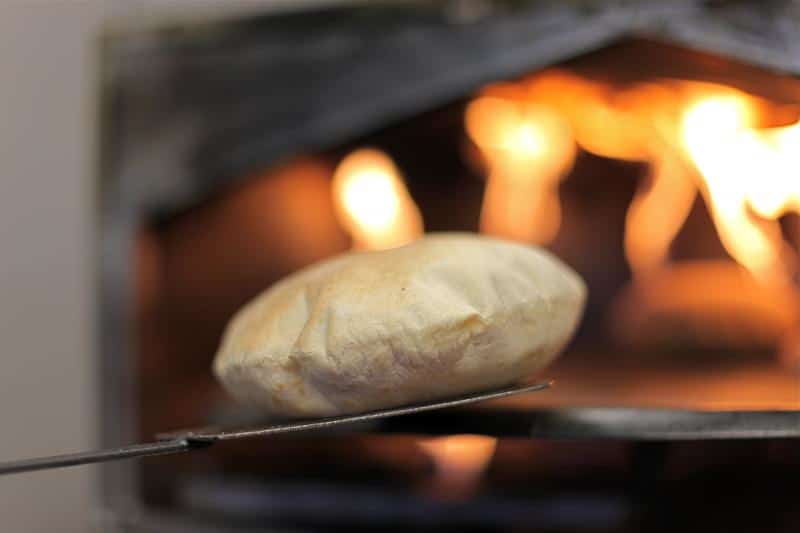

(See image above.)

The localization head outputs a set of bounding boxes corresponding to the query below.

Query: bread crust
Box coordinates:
[213,233,586,417]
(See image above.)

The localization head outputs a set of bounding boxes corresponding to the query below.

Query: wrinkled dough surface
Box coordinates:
[214,233,586,417]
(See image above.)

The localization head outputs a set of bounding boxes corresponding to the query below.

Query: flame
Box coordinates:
[466,94,575,243]
[417,435,498,500]
[527,71,653,161]
[623,153,697,276]
[468,71,800,354]
[333,148,423,250]
[493,72,800,285]
[680,94,795,284]
[747,123,800,219]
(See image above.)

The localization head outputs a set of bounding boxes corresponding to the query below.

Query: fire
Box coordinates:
[749,123,800,218]
[417,435,497,500]
[679,95,785,283]
[466,94,575,244]
[332,148,423,250]
[526,70,653,161]
[623,153,697,276]
[467,72,800,354]
[469,72,800,289]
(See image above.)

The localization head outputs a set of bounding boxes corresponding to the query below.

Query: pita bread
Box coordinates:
[213,233,586,417]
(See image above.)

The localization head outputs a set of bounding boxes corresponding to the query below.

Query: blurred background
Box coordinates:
[0,2,338,532]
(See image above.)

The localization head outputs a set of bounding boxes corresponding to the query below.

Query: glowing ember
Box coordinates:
[417,435,498,500]
[466,94,575,244]
[611,260,800,350]
[332,148,423,250]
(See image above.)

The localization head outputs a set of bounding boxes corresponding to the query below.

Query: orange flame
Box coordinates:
[527,70,653,161]
[466,94,575,244]
[623,153,697,276]
[472,71,800,288]
[417,435,498,500]
[332,148,423,250]
[468,70,800,355]
[680,93,796,284]
[748,123,800,219]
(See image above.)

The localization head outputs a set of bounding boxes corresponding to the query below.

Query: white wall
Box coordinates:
[0,2,99,532]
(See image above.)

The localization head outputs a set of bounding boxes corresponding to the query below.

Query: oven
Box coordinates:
[99,2,800,531]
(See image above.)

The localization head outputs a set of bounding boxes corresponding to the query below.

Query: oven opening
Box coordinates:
[108,15,800,531]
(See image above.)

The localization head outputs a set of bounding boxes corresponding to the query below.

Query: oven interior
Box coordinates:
[101,3,800,531]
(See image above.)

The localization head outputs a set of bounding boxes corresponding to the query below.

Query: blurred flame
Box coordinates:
[333,148,423,250]
[748,123,800,219]
[466,94,575,244]
[623,153,697,276]
[486,71,800,287]
[680,94,795,284]
[468,70,800,355]
[417,435,498,500]
[527,70,652,161]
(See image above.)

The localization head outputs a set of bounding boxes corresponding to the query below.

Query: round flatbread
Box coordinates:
[213,233,586,417]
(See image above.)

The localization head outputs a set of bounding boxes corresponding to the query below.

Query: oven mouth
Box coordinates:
[100,3,800,531]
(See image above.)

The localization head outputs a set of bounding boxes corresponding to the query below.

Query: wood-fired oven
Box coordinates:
[99,2,800,531]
